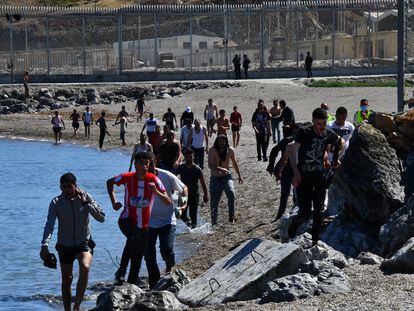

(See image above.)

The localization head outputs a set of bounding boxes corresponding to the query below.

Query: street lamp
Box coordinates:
[6,13,22,84]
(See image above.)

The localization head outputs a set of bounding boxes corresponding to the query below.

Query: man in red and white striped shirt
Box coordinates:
[107,151,171,285]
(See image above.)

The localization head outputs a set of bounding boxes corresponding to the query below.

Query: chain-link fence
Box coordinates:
[0,1,398,81]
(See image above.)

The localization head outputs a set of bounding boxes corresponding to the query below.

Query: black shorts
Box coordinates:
[84,122,91,127]
[56,240,95,265]
[53,127,62,134]
[231,125,241,132]
[72,122,80,129]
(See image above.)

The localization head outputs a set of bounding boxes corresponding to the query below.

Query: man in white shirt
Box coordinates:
[145,157,188,289]
[180,121,194,152]
[326,107,354,216]
[327,106,354,161]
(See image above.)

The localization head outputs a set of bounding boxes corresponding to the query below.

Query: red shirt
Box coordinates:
[230,111,242,126]
[114,172,165,229]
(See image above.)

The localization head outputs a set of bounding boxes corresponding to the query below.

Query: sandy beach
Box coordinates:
[1,78,413,310]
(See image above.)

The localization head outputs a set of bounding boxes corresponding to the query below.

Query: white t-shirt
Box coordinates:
[180,125,194,148]
[145,118,158,133]
[327,120,355,160]
[149,168,185,228]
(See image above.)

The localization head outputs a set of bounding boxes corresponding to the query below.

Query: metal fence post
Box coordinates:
[118,13,123,77]
[8,19,13,83]
[259,11,265,72]
[224,7,229,76]
[82,15,86,75]
[368,9,372,68]
[398,0,405,112]
[190,14,193,72]
[154,14,158,71]
[46,16,50,75]
[296,9,299,69]
[332,9,336,69]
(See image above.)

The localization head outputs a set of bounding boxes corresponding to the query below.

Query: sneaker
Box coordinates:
[263,158,268,162]
[229,215,236,223]
[114,268,126,283]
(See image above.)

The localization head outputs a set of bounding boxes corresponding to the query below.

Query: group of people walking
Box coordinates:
[41,92,374,311]
[266,99,372,246]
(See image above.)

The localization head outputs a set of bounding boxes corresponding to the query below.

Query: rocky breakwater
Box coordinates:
[91,238,351,310]
[0,81,242,115]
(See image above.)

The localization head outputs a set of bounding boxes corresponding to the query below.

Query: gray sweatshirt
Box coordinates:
[41,192,105,247]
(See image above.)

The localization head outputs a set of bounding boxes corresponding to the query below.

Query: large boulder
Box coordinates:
[38,96,54,107]
[131,291,187,310]
[381,237,414,273]
[279,206,312,243]
[260,273,319,303]
[357,252,383,265]
[55,88,75,98]
[292,233,348,269]
[379,195,414,257]
[153,269,191,294]
[330,124,404,231]
[93,283,143,311]
[369,112,396,134]
[0,98,23,107]
[321,213,382,258]
[177,238,307,306]
[260,261,350,303]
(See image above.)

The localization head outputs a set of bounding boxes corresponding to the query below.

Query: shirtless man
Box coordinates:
[204,99,218,137]
[208,134,243,225]
[215,109,230,136]
[129,133,153,172]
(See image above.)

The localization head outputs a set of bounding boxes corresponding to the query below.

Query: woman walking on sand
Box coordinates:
[51,111,65,144]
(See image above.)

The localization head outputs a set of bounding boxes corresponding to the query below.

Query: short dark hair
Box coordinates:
[219,109,225,115]
[312,108,327,120]
[279,100,286,107]
[134,151,151,162]
[60,173,76,185]
[336,107,348,115]
[184,149,194,156]
[360,99,368,105]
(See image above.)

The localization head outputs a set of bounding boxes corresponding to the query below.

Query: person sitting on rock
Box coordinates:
[353,99,372,126]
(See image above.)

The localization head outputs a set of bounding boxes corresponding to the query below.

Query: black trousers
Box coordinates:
[118,218,148,285]
[234,66,241,79]
[255,133,269,160]
[289,171,326,241]
[99,130,106,149]
[244,67,248,79]
[306,67,313,78]
[277,167,294,219]
[182,188,200,227]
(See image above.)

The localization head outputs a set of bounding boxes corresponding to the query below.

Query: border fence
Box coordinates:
[0,1,401,84]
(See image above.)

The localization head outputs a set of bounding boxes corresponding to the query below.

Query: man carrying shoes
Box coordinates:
[40,173,105,311]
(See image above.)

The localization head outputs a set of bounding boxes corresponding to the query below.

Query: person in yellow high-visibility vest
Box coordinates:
[321,103,335,122]
[353,99,372,126]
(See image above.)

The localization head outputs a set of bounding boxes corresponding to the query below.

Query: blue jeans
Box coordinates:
[144,224,176,289]
[271,118,281,143]
[210,174,235,225]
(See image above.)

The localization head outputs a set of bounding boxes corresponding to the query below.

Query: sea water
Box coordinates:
[0,138,201,310]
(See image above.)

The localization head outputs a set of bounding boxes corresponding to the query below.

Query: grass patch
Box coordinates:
[307,80,400,88]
